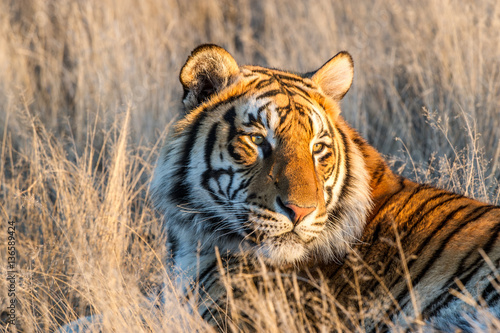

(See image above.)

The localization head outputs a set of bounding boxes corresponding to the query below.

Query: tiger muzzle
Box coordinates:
[273,152,321,224]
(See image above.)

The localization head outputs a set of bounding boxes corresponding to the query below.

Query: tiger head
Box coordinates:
[152,45,372,268]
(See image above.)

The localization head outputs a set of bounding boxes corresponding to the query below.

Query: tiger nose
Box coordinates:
[285,203,315,224]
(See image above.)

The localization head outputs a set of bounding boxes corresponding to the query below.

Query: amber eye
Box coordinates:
[313,143,325,154]
[250,134,265,145]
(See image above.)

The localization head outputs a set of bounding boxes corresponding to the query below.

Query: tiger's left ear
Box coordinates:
[180,44,240,111]
[310,51,354,101]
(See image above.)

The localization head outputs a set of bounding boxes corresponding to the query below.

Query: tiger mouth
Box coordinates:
[272,231,312,244]
[242,225,315,246]
[251,231,312,266]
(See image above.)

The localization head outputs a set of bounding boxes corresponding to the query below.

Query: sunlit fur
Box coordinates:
[151,45,500,332]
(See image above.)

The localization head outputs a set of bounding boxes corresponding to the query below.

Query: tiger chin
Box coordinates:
[151,44,500,331]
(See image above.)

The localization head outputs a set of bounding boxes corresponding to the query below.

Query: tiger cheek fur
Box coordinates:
[228,134,259,166]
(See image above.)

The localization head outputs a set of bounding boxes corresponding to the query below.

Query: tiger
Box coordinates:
[151,44,500,332]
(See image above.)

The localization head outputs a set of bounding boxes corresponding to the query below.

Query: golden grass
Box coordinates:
[0,0,499,332]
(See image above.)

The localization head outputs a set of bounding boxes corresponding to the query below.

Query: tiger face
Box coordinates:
[152,45,372,269]
[193,79,335,265]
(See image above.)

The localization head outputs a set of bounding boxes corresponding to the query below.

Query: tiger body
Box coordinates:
[151,44,500,331]
[328,178,500,331]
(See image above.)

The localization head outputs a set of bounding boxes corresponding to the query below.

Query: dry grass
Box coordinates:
[0,0,499,332]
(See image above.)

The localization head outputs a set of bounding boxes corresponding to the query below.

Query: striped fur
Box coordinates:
[151,45,500,331]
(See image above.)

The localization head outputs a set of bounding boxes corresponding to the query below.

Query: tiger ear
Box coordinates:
[180,44,240,111]
[310,51,354,101]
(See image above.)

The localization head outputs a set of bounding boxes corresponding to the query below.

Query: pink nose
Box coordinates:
[285,203,315,224]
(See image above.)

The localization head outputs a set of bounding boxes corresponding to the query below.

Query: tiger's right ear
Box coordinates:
[180,44,240,111]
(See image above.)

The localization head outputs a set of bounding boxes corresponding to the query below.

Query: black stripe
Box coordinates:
[250,69,316,89]
[241,111,260,128]
[318,151,332,163]
[482,275,499,303]
[253,213,278,221]
[378,194,463,291]
[421,267,487,320]
[400,197,478,288]
[198,262,219,289]
[407,201,484,275]
[169,93,244,206]
[394,205,491,308]
[230,172,256,200]
[336,126,352,203]
[258,101,271,115]
[361,184,434,263]
[372,162,387,188]
[201,169,232,203]
[306,111,314,132]
[411,205,494,283]
[391,205,494,319]
[360,195,453,295]
[486,285,500,305]
[325,131,342,208]
[326,128,351,222]
[390,204,473,311]
[478,213,500,302]
[223,106,237,133]
[351,135,365,148]
[369,177,406,219]
[250,68,273,76]
[200,307,215,323]
[282,77,315,89]
[223,107,245,163]
[199,256,242,315]
[184,259,218,297]
[420,257,484,317]
[256,89,284,100]
[254,78,273,89]
[319,131,330,139]
[322,162,335,183]
[224,167,235,197]
[242,71,257,78]
[205,123,219,168]
[400,193,462,237]
[260,140,273,159]
[247,201,274,211]
[168,233,179,260]
[352,135,370,159]
[366,222,383,245]
[325,185,333,207]
[283,86,312,103]
[244,77,259,87]
[481,207,500,254]
[408,203,474,273]
[390,184,433,217]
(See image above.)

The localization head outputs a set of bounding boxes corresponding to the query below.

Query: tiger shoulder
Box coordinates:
[151,44,500,332]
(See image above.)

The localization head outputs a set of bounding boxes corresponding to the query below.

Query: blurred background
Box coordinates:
[0,0,499,331]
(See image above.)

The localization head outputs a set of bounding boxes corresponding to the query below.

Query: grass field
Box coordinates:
[1,0,499,331]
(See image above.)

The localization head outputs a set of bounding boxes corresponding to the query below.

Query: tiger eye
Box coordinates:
[313,143,324,153]
[251,134,265,145]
